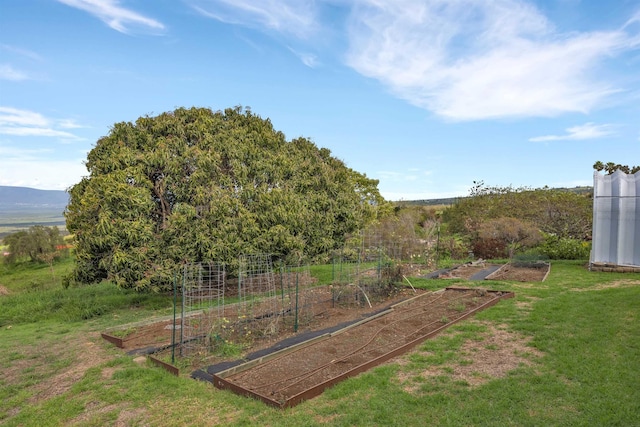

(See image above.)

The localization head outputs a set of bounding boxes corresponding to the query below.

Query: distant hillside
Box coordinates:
[397,197,462,206]
[0,186,69,239]
[0,186,69,208]
[398,186,593,206]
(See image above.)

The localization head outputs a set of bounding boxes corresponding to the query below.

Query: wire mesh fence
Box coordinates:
[235,253,280,337]
[276,265,324,332]
[180,262,225,357]
[175,252,400,360]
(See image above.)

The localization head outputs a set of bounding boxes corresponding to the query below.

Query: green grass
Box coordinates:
[308,261,386,286]
[0,256,75,292]
[0,258,172,327]
[1,258,639,426]
[309,263,335,285]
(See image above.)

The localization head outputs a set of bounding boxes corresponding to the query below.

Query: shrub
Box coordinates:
[472,237,508,259]
[436,235,470,260]
[476,217,542,259]
[538,233,591,260]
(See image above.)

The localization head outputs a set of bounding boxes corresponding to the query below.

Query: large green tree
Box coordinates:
[65,107,386,291]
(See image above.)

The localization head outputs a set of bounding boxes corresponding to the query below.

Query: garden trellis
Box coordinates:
[173,249,397,361]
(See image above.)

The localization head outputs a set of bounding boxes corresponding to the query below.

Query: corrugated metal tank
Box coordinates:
[591,170,640,267]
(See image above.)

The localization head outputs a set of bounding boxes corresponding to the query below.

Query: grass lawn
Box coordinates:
[1,258,639,426]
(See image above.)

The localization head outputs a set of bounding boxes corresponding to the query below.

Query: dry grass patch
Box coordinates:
[396,321,543,394]
[571,279,640,292]
[510,283,542,289]
[114,407,148,426]
[30,332,113,403]
[68,402,147,427]
[448,323,542,386]
[100,365,121,380]
[1,353,33,387]
[514,296,541,312]
[313,413,340,424]
[146,396,241,426]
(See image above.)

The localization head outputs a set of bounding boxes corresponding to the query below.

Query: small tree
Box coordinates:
[4,226,66,277]
[477,217,542,259]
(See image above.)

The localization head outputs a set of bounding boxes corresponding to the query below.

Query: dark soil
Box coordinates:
[117,320,176,352]
[437,262,549,282]
[436,263,500,280]
[485,263,549,282]
[110,287,426,356]
[104,263,542,358]
[214,288,510,406]
[101,263,540,403]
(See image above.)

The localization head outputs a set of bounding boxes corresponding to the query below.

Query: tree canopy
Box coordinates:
[593,161,640,175]
[4,225,65,265]
[65,107,387,291]
[442,182,592,240]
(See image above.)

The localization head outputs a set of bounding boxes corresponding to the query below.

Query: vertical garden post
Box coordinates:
[294,269,299,332]
[172,271,177,364]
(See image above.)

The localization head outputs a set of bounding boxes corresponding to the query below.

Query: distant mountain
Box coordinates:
[0,186,69,209]
[0,186,69,238]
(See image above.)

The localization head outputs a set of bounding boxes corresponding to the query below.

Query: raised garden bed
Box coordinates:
[211,287,513,408]
[429,261,550,282]
[485,261,550,282]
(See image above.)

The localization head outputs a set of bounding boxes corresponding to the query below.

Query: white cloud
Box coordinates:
[288,47,319,68]
[0,126,80,139]
[189,0,318,39]
[0,46,42,81]
[345,0,639,120]
[56,0,164,34]
[0,64,29,81]
[189,0,639,120]
[0,159,86,191]
[529,122,617,142]
[0,107,83,141]
[57,119,85,129]
[0,44,43,61]
[0,144,52,160]
[0,144,87,190]
[0,107,49,127]
[624,9,640,30]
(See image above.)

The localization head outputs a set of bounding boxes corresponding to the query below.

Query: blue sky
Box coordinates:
[0,0,639,200]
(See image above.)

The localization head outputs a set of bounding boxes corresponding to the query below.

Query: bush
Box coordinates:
[476,217,542,259]
[538,234,591,260]
[436,235,470,260]
[472,237,508,259]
